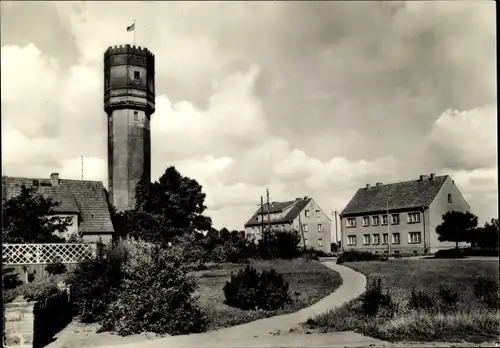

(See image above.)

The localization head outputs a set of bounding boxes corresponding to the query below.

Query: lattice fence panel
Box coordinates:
[2,243,97,265]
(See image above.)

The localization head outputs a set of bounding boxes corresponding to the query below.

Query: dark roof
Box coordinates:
[341,175,448,216]
[244,197,312,227]
[2,176,114,234]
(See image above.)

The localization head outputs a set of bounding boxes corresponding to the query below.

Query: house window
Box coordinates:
[304,209,311,217]
[391,214,399,225]
[448,194,452,203]
[382,233,388,244]
[318,224,323,232]
[409,232,421,244]
[303,224,308,232]
[315,210,320,218]
[318,238,324,247]
[408,212,420,223]
[346,218,356,228]
[381,215,388,225]
[363,234,370,245]
[392,233,400,244]
[133,111,139,121]
[304,237,309,246]
[362,216,370,227]
[134,71,140,80]
[347,235,357,246]
[372,216,380,226]
[372,234,380,245]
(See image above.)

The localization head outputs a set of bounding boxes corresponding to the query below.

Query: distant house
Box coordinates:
[340,173,471,255]
[2,173,114,244]
[244,196,332,253]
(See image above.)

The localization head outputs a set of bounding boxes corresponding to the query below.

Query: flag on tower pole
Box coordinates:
[127,21,136,46]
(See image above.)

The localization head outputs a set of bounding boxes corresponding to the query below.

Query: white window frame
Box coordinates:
[318,238,323,247]
[362,216,370,227]
[134,70,140,80]
[372,234,380,245]
[133,111,139,121]
[381,215,388,225]
[347,235,357,246]
[392,232,400,244]
[382,233,388,245]
[318,223,323,232]
[304,237,309,246]
[407,212,420,224]
[346,218,356,228]
[408,232,421,244]
[391,214,399,225]
[363,234,370,245]
[372,216,380,226]
[316,210,321,218]
[303,224,308,232]
[305,210,311,217]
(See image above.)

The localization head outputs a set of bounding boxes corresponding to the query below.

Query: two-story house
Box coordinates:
[244,196,332,253]
[2,173,115,243]
[340,173,471,255]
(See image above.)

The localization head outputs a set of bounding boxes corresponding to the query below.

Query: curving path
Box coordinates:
[92,261,387,348]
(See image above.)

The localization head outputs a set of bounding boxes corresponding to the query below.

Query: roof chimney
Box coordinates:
[366,184,371,189]
[296,197,301,201]
[375,182,383,187]
[430,173,435,180]
[303,196,308,200]
[50,173,59,186]
[419,175,429,181]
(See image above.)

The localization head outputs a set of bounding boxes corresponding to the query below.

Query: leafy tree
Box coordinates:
[474,218,499,249]
[134,171,149,211]
[436,211,478,250]
[219,227,231,241]
[2,185,72,243]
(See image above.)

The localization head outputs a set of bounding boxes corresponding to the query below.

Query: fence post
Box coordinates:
[36,244,41,264]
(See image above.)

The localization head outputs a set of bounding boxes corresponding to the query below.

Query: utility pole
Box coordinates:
[81,156,84,180]
[298,213,307,251]
[334,211,339,245]
[260,196,265,243]
[387,200,391,255]
[266,188,271,233]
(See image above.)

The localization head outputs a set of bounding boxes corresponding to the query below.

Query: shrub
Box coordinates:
[257,230,302,260]
[434,248,465,259]
[4,277,61,303]
[99,244,207,336]
[409,289,435,311]
[2,264,22,290]
[46,260,67,275]
[438,285,460,311]
[474,277,499,309]
[361,278,393,316]
[223,265,292,311]
[337,250,380,264]
[67,242,128,322]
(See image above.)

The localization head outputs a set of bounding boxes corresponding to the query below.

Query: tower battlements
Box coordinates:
[104,44,155,58]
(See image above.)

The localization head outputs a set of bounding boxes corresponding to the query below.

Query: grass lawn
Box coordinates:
[192,258,343,331]
[308,259,500,343]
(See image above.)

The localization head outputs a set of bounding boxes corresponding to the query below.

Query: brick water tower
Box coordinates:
[104,44,155,211]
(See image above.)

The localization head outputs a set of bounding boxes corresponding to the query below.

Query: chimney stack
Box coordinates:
[376,182,383,187]
[430,173,435,180]
[366,184,371,189]
[50,173,59,186]
[296,197,301,201]
[419,174,429,181]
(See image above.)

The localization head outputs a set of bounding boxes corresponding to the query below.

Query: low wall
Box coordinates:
[4,288,72,348]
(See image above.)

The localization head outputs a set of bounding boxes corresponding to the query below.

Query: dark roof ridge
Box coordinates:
[368,175,448,188]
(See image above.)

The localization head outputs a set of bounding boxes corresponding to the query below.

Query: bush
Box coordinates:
[2,265,23,290]
[438,285,460,311]
[4,277,62,303]
[257,230,302,260]
[409,289,435,311]
[337,250,380,264]
[434,248,465,259]
[223,265,292,311]
[46,261,67,275]
[473,277,499,309]
[361,278,393,316]
[67,242,128,322]
[99,243,207,336]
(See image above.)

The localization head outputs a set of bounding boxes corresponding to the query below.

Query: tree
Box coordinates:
[436,211,478,250]
[2,185,72,243]
[134,171,149,211]
[474,218,499,249]
[220,227,231,241]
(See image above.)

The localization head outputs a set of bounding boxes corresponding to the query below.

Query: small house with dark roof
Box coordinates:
[2,173,114,243]
[244,196,332,252]
[340,173,471,255]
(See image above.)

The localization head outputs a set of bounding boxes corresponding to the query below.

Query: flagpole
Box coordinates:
[133,20,136,46]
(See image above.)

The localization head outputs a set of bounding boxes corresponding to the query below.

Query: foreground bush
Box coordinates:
[99,242,207,336]
[4,277,62,303]
[474,277,499,309]
[434,248,465,259]
[361,278,393,316]
[223,265,292,310]
[337,250,380,264]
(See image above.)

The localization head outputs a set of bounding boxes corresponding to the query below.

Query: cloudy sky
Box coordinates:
[1,1,497,235]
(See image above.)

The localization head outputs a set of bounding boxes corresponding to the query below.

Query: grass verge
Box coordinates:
[193,258,342,331]
[307,259,500,343]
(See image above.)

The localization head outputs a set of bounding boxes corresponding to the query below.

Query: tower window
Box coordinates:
[134,71,140,80]
[133,111,139,121]
[448,194,452,203]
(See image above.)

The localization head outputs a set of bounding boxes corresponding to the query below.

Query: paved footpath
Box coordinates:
[93,262,389,348]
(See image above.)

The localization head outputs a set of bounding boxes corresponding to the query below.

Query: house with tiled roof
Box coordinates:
[340,173,471,255]
[244,196,332,252]
[2,173,114,243]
